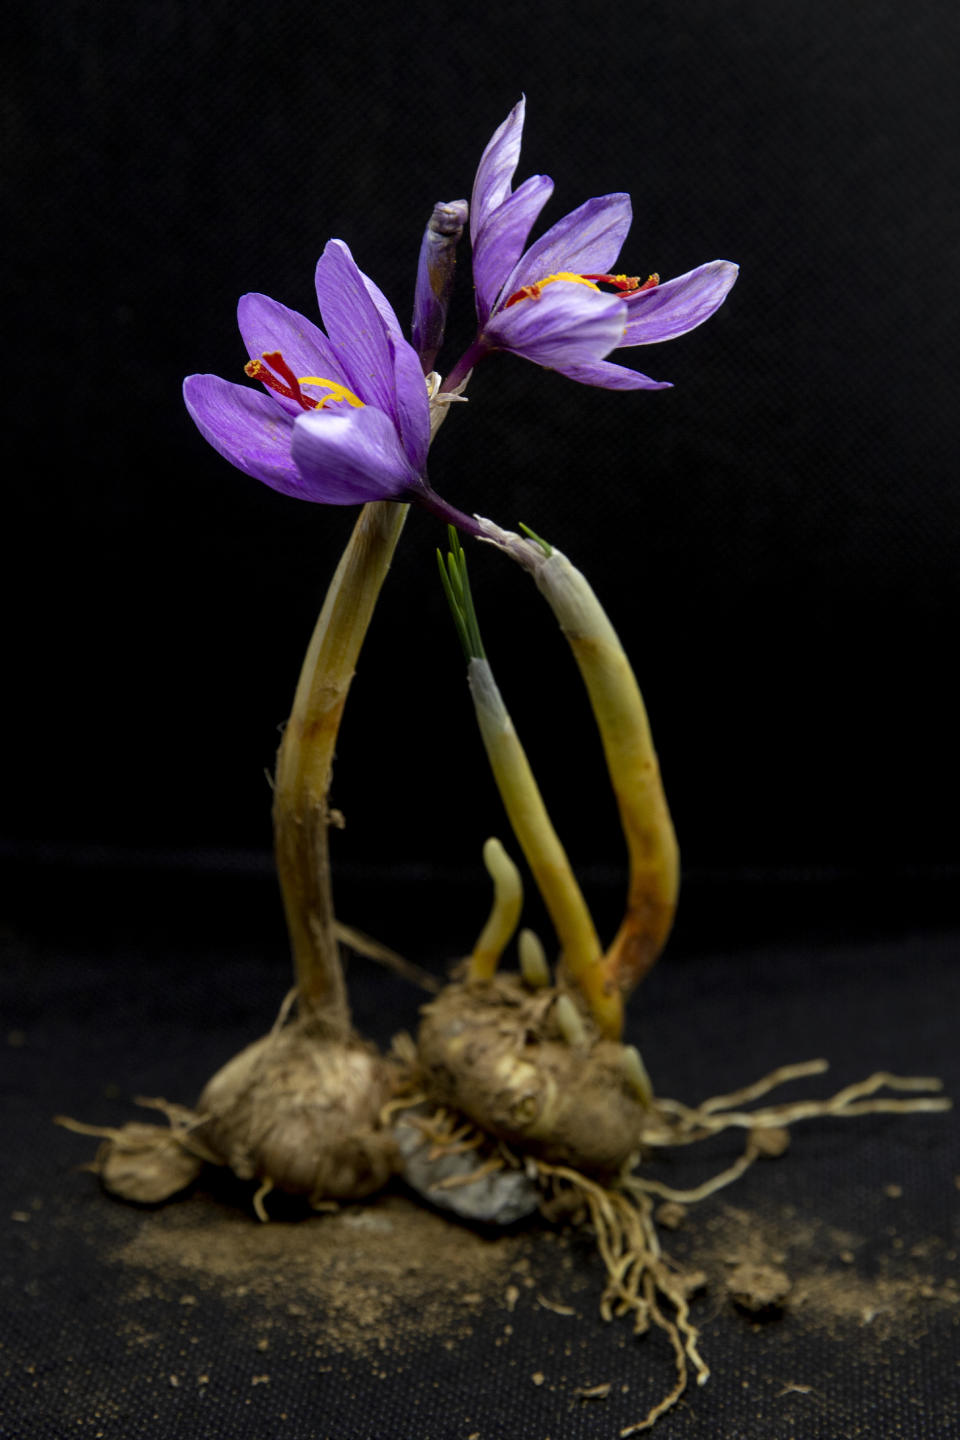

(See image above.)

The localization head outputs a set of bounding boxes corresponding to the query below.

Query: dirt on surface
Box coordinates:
[114,1187,532,1356]
[675,1201,959,1341]
[9,1174,957,1440]
[111,1183,959,1355]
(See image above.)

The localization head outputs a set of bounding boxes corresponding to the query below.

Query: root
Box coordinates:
[625,1135,763,1206]
[536,1161,708,1435]
[513,1060,950,1434]
[646,1061,951,1148]
[252,1176,274,1223]
[430,1153,506,1191]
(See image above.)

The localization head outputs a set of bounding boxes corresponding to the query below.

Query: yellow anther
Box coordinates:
[542,271,601,290]
[298,377,365,409]
[504,272,603,309]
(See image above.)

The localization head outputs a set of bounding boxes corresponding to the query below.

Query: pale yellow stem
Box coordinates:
[273,501,408,1032]
[467,837,524,982]
[467,658,623,1037]
[532,549,679,998]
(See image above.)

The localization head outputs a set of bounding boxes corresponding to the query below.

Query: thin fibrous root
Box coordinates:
[55,1097,219,1165]
[252,1176,274,1223]
[645,1063,950,1147]
[696,1058,829,1114]
[430,1154,506,1191]
[625,1136,762,1205]
[536,1161,709,1435]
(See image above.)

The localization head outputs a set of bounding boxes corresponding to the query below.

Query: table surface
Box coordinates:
[2,866,958,1440]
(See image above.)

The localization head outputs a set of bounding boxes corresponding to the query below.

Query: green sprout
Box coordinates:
[437,525,486,661]
[518,521,552,557]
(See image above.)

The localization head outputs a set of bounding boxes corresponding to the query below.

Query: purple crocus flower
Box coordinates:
[184,239,445,509]
[444,98,738,392]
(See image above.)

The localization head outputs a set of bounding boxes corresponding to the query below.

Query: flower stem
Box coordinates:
[467,657,623,1037]
[529,547,679,996]
[273,501,409,1033]
[477,521,679,1001]
[439,340,490,394]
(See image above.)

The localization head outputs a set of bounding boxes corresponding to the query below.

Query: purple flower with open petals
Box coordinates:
[445,98,738,392]
[184,240,434,508]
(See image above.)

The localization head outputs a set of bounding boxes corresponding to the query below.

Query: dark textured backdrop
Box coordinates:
[8,0,958,894]
[3,9,959,1439]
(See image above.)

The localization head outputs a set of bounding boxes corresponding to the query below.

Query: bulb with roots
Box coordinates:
[57,995,400,1216]
[409,842,654,1183]
[416,969,652,1176]
[194,1007,399,1213]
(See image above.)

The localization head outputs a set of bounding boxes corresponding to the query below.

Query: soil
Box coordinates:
[12,1173,958,1439]
[111,1184,959,1356]
[114,1188,531,1357]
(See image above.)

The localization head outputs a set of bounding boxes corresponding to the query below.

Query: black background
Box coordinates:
[8,0,958,892]
[4,4,959,1439]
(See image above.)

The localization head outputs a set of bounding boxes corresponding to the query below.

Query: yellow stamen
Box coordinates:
[298,377,365,409]
[539,271,601,290]
[504,272,602,308]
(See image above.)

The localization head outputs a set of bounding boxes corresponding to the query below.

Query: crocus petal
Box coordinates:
[470,97,526,244]
[359,270,405,344]
[473,173,554,327]
[385,329,430,472]
[183,373,300,492]
[290,403,420,505]
[411,198,469,369]
[621,260,739,346]
[483,283,627,367]
[548,357,672,390]
[237,293,344,417]
[353,262,431,469]
[503,194,633,297]
[314,240,398,421]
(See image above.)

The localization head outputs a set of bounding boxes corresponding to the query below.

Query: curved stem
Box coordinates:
[273,501,408,1033]
[476,520,679,1000]
[530,549,679,995]
[468,658,623,1037]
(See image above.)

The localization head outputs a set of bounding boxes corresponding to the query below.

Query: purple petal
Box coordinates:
[483,283,627,367]
[621,260,739,346]
[183,373,302,493]
[386,329,430,472]
[503,194,633,298]
[470,98,526,244]
[314,240,397,420]
[473,174,554,327]
[359,270,405,343]
[290,404,420,505]
[326,246,430,469]
[237,293,344,417]
[412,198,469,368]
[356,262,431,470]
[549,357,672,391]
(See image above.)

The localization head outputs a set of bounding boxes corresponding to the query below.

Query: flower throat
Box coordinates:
[245,351,364,412]
[503,271,660,309]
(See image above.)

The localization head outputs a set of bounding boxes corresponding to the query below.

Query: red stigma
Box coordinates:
[582,273,660,294]
[504,281,544,309]
[244,351,318,411]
